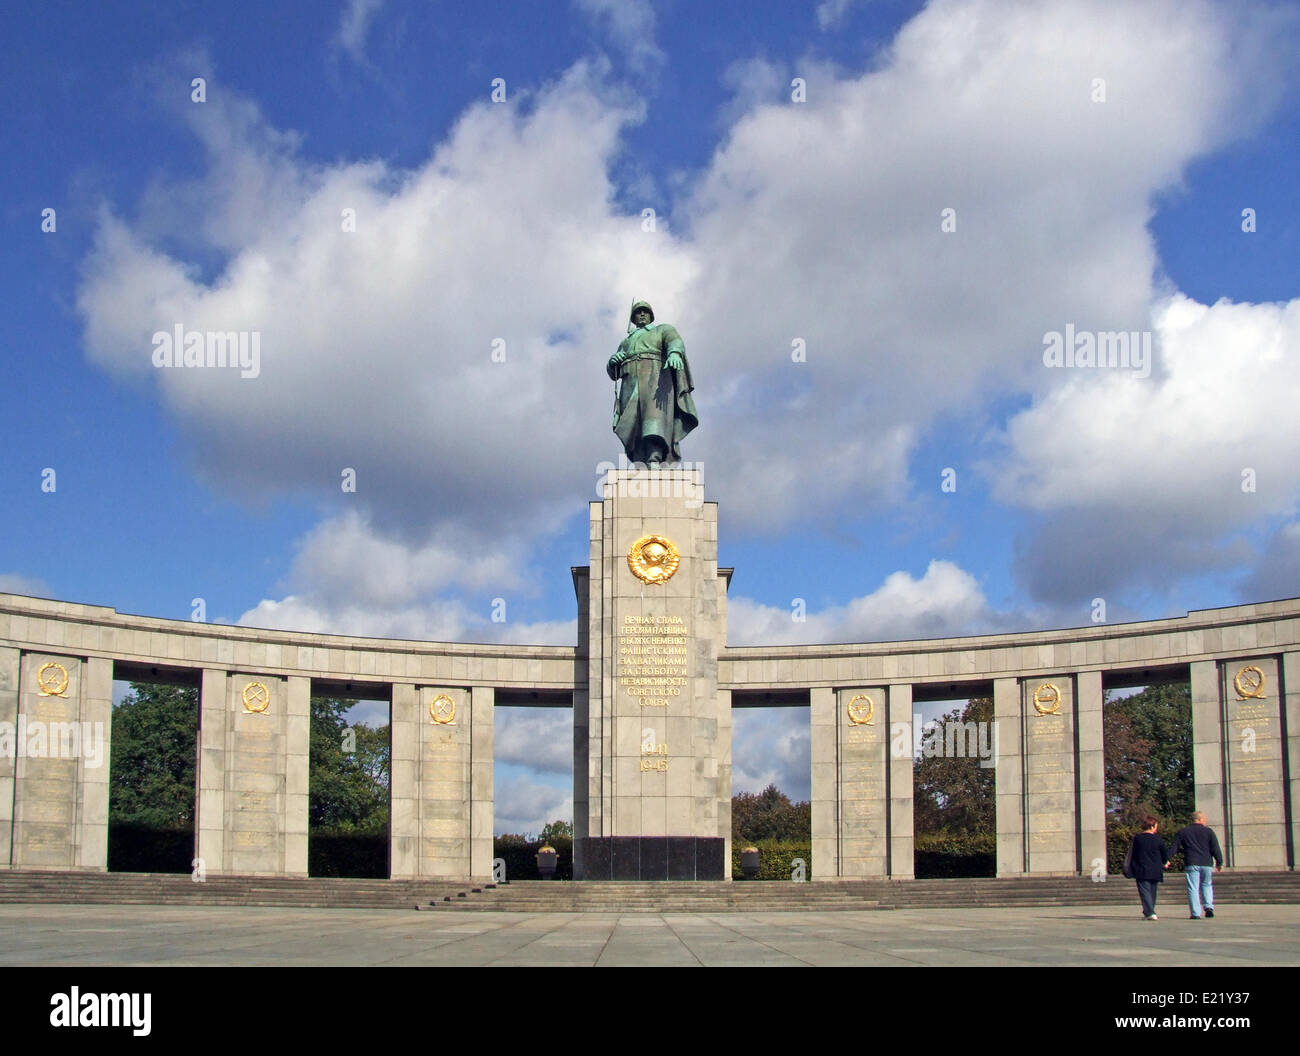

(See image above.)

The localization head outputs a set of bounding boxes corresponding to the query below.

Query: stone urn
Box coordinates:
[740,846,760,880]
[536,845,558,879]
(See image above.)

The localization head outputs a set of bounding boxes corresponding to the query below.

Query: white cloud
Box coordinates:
[0,574,52,599]
[1242,522,1300,602]
[76,0,1297,631]
[278,510,520,608]
[573,0,663,66]
[494,774,572,837]
[683,0,1284,529]
[988,294,1300,601]
[494,708,572,775]
[731,708,810,801]
[80,60,682,544]
[336,0,385,62]
[816,0,857,30]
[728,559,1003,645]
[237,594,576,645]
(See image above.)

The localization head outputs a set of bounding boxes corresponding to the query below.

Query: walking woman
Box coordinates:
[1126,815,1171,920]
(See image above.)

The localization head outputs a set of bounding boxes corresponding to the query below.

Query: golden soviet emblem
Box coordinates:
[36,662,70,697]
[1032,682,1062,715]
[846,694,876,726]
[628,534,680,585]
[1234,665,1266,700]
[429,693,456,725]
[241,681,270,713]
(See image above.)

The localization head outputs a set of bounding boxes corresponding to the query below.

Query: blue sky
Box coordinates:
[3,0,1299,834]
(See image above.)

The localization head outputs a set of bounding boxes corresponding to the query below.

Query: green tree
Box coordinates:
[912,697,995,835]
[539,819,573,843]
[732,784,811,842]
[309,697,390,833]
[109,682,198,828]
[1104,683,1193,827]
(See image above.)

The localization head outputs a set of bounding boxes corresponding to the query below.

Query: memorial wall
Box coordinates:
[1,573,1297,879]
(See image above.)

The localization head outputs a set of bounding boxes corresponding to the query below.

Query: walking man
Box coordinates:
[1170,810,1224,919]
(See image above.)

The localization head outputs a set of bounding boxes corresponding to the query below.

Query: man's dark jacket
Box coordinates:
[1171,824,1223,867]
[1129,831,1169,882]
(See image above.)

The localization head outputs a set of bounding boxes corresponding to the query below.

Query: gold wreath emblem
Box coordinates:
[1233,665,1266,700]
[241,681,270,713]
[628,534,680,585]
[1032,682,1062,715]
[846,694,875,726]
[36,662,69,697]
[429,693,456,725]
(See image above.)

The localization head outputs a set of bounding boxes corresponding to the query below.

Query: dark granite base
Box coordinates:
[668,837,696,880]
[583,837,611,880]
[579,837,725,880]
[612,837,639,880]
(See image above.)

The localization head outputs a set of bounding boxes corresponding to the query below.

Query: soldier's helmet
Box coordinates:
[629,300,655,324]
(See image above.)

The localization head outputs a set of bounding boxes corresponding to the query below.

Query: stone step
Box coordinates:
[1,870,1293,911]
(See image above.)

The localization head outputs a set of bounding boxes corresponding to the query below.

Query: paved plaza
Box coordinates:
[2,903,1297,967]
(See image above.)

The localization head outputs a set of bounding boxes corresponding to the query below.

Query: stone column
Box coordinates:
[1221,657,1287,868]
[810,685,837,879]
[1284,652,1300,869]
[1190,659,1226,832]
[835,687,888,876]
[196,668,228,874]
[1022,675,1077,874]
[470,685,494,879]
[994,676,1024,876]
[223,673,290,876]
[418,686,472,877]
[77,657,113,871]
[717,688,732,879]
[572,560,591,879]
[1076,670,1106,876]
[887,684,914,879]
[12,653,84,869]
[284,675,310,876]
[578,468,727,880]
[572,682,589,879]
[0,647,19,867]
[389,682,419,878]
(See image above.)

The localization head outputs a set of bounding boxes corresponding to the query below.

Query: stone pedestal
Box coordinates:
[195,671,307,876]
[1220,658,1287,868]
[1021,676,1078,874]
[1284,652,1300,869]
[834,687,888,877]
[8,652,111,870]
[400,686,491,879]
[574,468,729,879]
[0,647,16,867]
[994,676,1024,876]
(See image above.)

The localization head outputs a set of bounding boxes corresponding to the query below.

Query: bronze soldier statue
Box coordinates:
[607,300,698,464]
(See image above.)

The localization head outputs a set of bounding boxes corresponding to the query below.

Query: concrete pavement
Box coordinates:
[1,902,1298,966]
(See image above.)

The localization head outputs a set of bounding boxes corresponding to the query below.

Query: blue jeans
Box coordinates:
[1185,865,1215,916]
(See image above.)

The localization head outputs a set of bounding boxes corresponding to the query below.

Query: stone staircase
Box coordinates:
[1,870,1295,912]
[423,872,1300,912]
[0,870,474,910]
